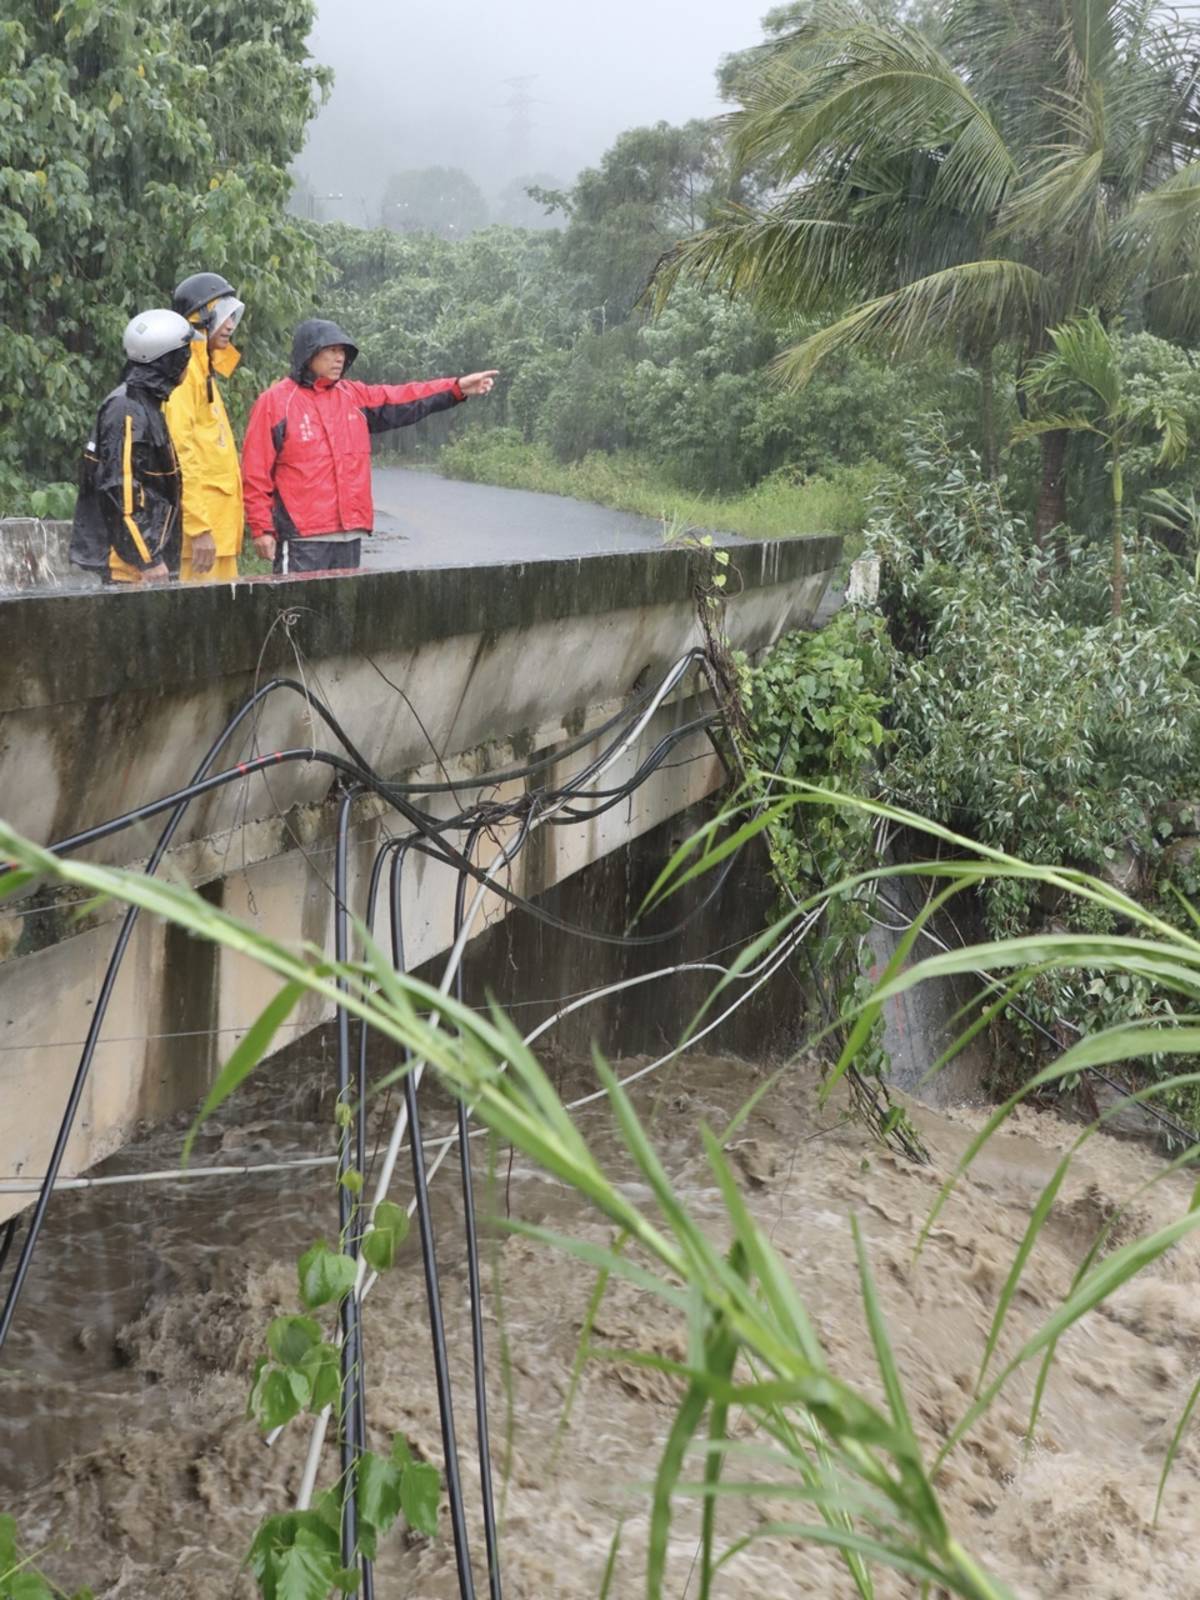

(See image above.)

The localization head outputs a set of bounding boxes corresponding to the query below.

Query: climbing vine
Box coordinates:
[243,1139,441,1598]
[739,610,896,1075]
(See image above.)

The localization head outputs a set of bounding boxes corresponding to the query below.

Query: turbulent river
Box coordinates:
[2,1049,1199,1598]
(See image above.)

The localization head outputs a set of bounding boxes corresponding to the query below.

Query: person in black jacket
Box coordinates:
[70,309,194,584]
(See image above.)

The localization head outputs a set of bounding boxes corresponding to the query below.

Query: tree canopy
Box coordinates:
[662,0,1200,534]
[379,166,489,239]
[0,0,330,507]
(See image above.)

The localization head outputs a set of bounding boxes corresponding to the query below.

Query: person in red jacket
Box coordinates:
[241,317,497,574]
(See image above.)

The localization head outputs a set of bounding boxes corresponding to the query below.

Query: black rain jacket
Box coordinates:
[70,353,187,576]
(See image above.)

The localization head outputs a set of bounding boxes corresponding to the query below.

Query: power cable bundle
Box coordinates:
[0,651,808,1598]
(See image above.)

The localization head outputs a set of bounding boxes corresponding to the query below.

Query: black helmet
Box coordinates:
[173,271,237,326]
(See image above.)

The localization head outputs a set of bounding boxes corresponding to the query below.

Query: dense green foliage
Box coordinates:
[741,610,899,1097]
[665,0,1200,536]
[868,420,1200,1111]
[0,0,329,512]
[1016,313,1188,614]
[315,212,968,503]
[744,609,892,919]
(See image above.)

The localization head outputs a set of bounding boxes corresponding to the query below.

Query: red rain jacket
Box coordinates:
[241,318,464,544]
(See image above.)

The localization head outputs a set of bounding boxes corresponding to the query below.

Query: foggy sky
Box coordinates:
[300,0,772,223]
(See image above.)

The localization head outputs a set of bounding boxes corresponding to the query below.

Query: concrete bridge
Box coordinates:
[0,525,839,1216]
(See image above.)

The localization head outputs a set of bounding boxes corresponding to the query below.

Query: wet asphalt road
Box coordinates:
[363,466,734,569]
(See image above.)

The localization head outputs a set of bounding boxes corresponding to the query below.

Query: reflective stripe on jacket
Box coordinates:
[240,374,464,542]
[163,338,244,559]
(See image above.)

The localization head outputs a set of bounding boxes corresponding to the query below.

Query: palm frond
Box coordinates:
[772,259,1050,385]
[729,21,1018,223]
[1118,157,1200,262]
[654,150,992,319]
[1021,309,1122,415]
[1010,411,1101,444]
[653,202,865,317]
[999,84,1108,244]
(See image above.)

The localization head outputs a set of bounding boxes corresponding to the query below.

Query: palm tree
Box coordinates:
[1015,310,1186,614]
[659,0,1200,541]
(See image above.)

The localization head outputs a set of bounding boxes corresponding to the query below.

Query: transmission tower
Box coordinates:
[502,75,543,174]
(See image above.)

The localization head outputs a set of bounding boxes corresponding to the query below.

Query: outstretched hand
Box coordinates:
[459,370,499,398]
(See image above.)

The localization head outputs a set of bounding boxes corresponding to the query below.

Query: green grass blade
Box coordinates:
[717,1065,790,1148]
[593,1052,726,1284]
[598,1518,625,1600]
[976,1154,1069,1391]
[182,980,304,1164]
[699,1244,747,1600]
[648,1375,712,1597]
[852,1216,945,1545]
[552,1234,628,1465]
[940,1207,1200,1469]
[825,878,973,1102]
[1154,1371,1200,1525]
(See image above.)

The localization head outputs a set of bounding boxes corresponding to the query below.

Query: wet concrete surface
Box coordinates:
[1,472,774,595]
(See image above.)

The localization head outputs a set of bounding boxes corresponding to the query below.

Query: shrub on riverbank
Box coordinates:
[864,421,1200,1116]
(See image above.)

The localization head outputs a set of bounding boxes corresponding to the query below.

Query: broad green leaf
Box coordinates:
[361,1200,410,1272]
[298,1240,357,1309]
[267,1315,323,1368]
[250,1364,311,1430]
[357,1451,402,1534]
[8,1575,55,1600]
[273,1538,338,1600]
[300,1341,341,1413]
[312,1490,341,1534]
[400,1460,441,1537]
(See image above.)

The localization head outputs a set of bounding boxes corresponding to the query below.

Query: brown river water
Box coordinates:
[2,1050,1199,1598]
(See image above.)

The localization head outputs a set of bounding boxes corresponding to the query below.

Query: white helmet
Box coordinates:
[122,309,193,364]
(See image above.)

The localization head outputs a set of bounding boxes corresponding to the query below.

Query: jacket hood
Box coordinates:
[290,318,359,385]
[123,344,192,401]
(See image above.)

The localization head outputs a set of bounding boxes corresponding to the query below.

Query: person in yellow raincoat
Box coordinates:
[164,271,246,582]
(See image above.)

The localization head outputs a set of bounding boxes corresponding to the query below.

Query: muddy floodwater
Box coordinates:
[2,1050,1199,1598]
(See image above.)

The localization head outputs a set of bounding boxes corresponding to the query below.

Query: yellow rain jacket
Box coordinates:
[164,337,244,582]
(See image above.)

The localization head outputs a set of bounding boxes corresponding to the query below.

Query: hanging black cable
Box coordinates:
[0,656,730,1347]
[13,741,747,953]
[453,823,505,1600]
[0,676,334,1349]
[389,845,477,1600]
[333,788,368,1590]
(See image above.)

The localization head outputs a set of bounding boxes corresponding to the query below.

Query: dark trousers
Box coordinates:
[274,537,362,575]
